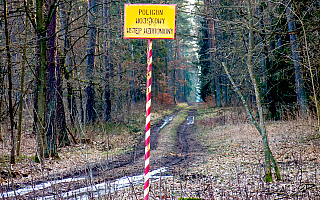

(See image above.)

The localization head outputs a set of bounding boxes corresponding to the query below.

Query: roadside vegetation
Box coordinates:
[191,104,320,198]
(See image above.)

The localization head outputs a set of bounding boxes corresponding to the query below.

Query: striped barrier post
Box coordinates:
[144,39,152,200]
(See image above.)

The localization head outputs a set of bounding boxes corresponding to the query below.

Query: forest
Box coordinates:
[0,0,319,199]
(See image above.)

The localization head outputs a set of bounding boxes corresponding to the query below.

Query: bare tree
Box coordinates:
[222,0,281,182]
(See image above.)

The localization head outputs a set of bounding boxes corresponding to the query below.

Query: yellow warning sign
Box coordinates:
[124,4,176,39]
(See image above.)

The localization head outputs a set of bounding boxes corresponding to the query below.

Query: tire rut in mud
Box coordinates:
[156,107,206,170]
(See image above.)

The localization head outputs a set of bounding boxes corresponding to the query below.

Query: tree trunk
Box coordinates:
[17,5,29,156]
[208,0,222,107]
[60,0,77,127]
[257,4,268,97]
[86,0,98,124]
[221,74,229,106]
[0,28,3,143]
[247,0,280,182]
[223,61,281,182]
[183,77,186,102]
[130,44,136,103]
[212,22,222,107]
[116,1,123,111]
[286,1,308,116]
[79,83,84,123]
[36,29,47,161]
[214,71,222,107]
[35,0,48,163]
[103,0,112,122]
[174,36,179,105]
[4,0,15,164]
[45,0,58,157]
[56,56,70,147]
[0,52,3,143]
[247,0,271,181]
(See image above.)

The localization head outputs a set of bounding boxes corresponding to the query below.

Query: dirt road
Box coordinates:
[1,105,205,199]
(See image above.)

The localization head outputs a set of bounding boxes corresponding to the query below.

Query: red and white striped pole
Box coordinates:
[144,39,152,200]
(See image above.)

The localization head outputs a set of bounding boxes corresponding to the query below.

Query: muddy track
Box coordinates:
[90,107,205,180]
[2,105,206,199]
[156,108,206,170]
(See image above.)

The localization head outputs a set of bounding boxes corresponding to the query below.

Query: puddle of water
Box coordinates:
[159,115,174,130]
[0,177,86,198]
[40,168,170,200]
[187,116,194,125]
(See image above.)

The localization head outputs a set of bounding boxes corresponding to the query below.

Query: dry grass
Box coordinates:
[178,105,320,199]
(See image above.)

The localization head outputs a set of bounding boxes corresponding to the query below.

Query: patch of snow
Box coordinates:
[0,177,86,198]
[40,168,169,200]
